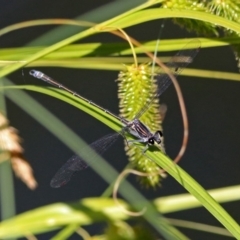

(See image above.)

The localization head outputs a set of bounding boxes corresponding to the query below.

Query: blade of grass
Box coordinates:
[29,0,148,46]
[167,218,233,237]
[120,37,240,55]
[51,224,80,240]
[110,9,240,34]
[147,150,240,239]
[26,61,240,82]
[182,68,240,82]
[154,185,240,214]
[1,37,240,61]
[0,80,16,230]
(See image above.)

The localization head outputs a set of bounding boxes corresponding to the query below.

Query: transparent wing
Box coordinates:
[134,39,200,119]
[50,133,120,188]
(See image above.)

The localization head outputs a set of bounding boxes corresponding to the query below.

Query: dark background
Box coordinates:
[1,0,240,239]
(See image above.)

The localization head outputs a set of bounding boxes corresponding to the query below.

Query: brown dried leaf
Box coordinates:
[11,155,38,190]
[0,127,23,153]
[0,112,38,189]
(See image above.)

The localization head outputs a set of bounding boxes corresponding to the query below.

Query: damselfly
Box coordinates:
[30,40,200,188]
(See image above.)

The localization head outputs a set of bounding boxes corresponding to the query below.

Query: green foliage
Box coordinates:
[162,0,240,56]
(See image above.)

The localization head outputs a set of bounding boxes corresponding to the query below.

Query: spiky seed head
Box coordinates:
[118,63,165,187]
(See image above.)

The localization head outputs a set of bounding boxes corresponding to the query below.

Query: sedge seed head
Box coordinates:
[118,63,165,187]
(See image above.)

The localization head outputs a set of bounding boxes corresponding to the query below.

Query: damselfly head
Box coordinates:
[29,70,43,79]
[147,130,163,145]
[153,130,163,145]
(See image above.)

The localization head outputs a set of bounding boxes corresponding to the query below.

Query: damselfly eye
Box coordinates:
[148,138,155,145]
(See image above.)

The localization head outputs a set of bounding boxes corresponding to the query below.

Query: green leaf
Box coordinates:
[110,9,240,34]
[147,150,240,239]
